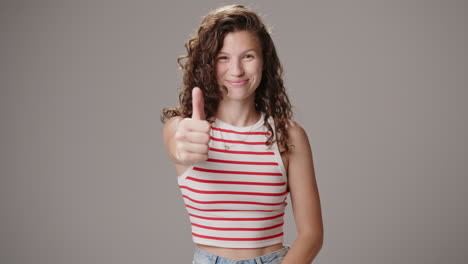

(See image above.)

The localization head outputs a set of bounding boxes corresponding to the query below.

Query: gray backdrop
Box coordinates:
[1,0,467,263]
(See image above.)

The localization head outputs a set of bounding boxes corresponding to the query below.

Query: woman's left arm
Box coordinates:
[281,121,324,264]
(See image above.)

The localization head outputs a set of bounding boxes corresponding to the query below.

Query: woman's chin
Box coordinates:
[221,94,255,103]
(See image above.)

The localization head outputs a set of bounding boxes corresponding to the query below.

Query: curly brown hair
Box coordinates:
[161,4,293,153]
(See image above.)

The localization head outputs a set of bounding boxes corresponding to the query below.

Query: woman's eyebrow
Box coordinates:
[218,48,256,55]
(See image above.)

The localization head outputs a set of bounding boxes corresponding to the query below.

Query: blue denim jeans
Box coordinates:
[192,246,290,264]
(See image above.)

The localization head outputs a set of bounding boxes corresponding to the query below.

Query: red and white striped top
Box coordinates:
[177,112,289,248]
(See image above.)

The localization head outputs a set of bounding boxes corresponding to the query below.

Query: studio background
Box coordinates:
[1,0,467,263]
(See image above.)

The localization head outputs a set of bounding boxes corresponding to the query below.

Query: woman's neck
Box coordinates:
[215,100,260,127]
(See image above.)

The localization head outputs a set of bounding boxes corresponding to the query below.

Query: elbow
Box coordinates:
[298,230,324,250]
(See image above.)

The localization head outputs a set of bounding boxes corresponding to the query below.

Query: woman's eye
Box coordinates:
[217,55,254,60]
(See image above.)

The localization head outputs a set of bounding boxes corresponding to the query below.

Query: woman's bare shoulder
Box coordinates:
[287,119,308,141]
[276,119,310,154]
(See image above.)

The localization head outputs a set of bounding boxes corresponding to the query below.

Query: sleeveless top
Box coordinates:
[177,112,289,249]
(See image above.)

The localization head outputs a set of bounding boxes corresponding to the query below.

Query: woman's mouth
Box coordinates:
[227,79,249,86]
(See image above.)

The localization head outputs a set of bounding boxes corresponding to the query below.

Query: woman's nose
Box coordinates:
[230,59,244,76]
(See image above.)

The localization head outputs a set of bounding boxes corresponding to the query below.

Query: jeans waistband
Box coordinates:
[193,245,290,264]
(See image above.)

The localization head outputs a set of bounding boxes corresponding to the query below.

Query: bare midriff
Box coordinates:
[196,243,284,260]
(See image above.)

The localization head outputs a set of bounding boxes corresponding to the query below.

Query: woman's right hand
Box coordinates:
[172,87,211,166]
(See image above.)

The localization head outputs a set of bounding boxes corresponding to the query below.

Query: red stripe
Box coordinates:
[211,126,270,135]
[180,186,288,196]
[193,167,282,176]
[209,147,274,155]
[192,232,283,241]
[192,222,284,231]
[185,204,275,212]
[210,136,266,145]
[189,212,284,221]
[186,176,286,186]
[182,195,286,206]
[207,158,278,166]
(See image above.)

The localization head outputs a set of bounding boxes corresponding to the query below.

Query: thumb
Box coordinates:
[191,87,205,120]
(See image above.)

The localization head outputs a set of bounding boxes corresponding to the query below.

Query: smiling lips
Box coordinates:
[227,79,249,86]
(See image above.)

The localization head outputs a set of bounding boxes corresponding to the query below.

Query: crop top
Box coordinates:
[177,112,289,249]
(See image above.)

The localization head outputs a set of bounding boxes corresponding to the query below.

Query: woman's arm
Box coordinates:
[281,121,324,264]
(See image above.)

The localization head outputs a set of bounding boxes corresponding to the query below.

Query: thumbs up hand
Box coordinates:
[174,87,211,165]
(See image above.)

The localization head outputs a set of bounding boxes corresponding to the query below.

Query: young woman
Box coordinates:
[162,5,323,264]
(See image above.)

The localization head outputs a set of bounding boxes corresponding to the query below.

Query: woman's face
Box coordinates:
[215,30,263,103]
